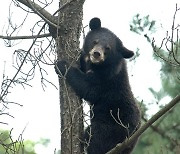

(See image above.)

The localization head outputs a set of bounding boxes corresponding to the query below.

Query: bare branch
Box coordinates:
[0,23,46,104]
[15,0,79,28]
[106,94,180,154]
[0,33,50,40]
[15,0,57,27]
[152,4,180,66]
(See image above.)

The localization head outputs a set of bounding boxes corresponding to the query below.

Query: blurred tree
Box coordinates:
[0,129,35,154]
[0,129,51,154]
[130,11,180,154]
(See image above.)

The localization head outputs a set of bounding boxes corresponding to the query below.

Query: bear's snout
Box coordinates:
[93,51,101,59]
[89,45,105,64]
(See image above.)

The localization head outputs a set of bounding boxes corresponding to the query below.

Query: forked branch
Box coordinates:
[16,0,57,27]
[106,94,180,154]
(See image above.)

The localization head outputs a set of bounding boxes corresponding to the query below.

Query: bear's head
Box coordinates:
[81,17,134,73]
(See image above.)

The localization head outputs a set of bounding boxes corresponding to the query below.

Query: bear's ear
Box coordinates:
[116,38,134,59]
[89,17,101,30]
[121,46,134,59]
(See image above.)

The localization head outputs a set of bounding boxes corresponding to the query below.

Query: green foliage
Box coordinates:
[130,14,156,42]
[130,14,180,154]
[154,43,180,98]
[0,129,50,154]
[133,104,180,154]
[0,129,36,154]
[23,140,36,154]
[150,41,180,101]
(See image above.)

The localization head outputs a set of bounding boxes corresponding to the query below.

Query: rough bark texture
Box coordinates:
[55,0,85,154]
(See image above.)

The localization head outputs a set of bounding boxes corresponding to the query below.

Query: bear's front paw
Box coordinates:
[55,60,69,76]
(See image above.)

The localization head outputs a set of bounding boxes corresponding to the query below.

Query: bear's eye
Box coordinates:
[93,39,99,45]
[105,45,111,50]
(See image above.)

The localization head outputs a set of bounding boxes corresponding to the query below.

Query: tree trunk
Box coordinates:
[55,0,85,154]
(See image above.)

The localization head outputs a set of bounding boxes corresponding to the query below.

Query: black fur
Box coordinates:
[55,17,141,154]
[89,17,101,30]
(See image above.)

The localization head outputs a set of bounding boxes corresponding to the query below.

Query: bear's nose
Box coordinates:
[93,51,101,59]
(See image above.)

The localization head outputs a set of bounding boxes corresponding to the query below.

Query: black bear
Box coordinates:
[55,18,141,154]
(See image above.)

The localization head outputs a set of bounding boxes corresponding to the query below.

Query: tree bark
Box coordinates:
[15,0,85,153]
[55,0,85,154]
